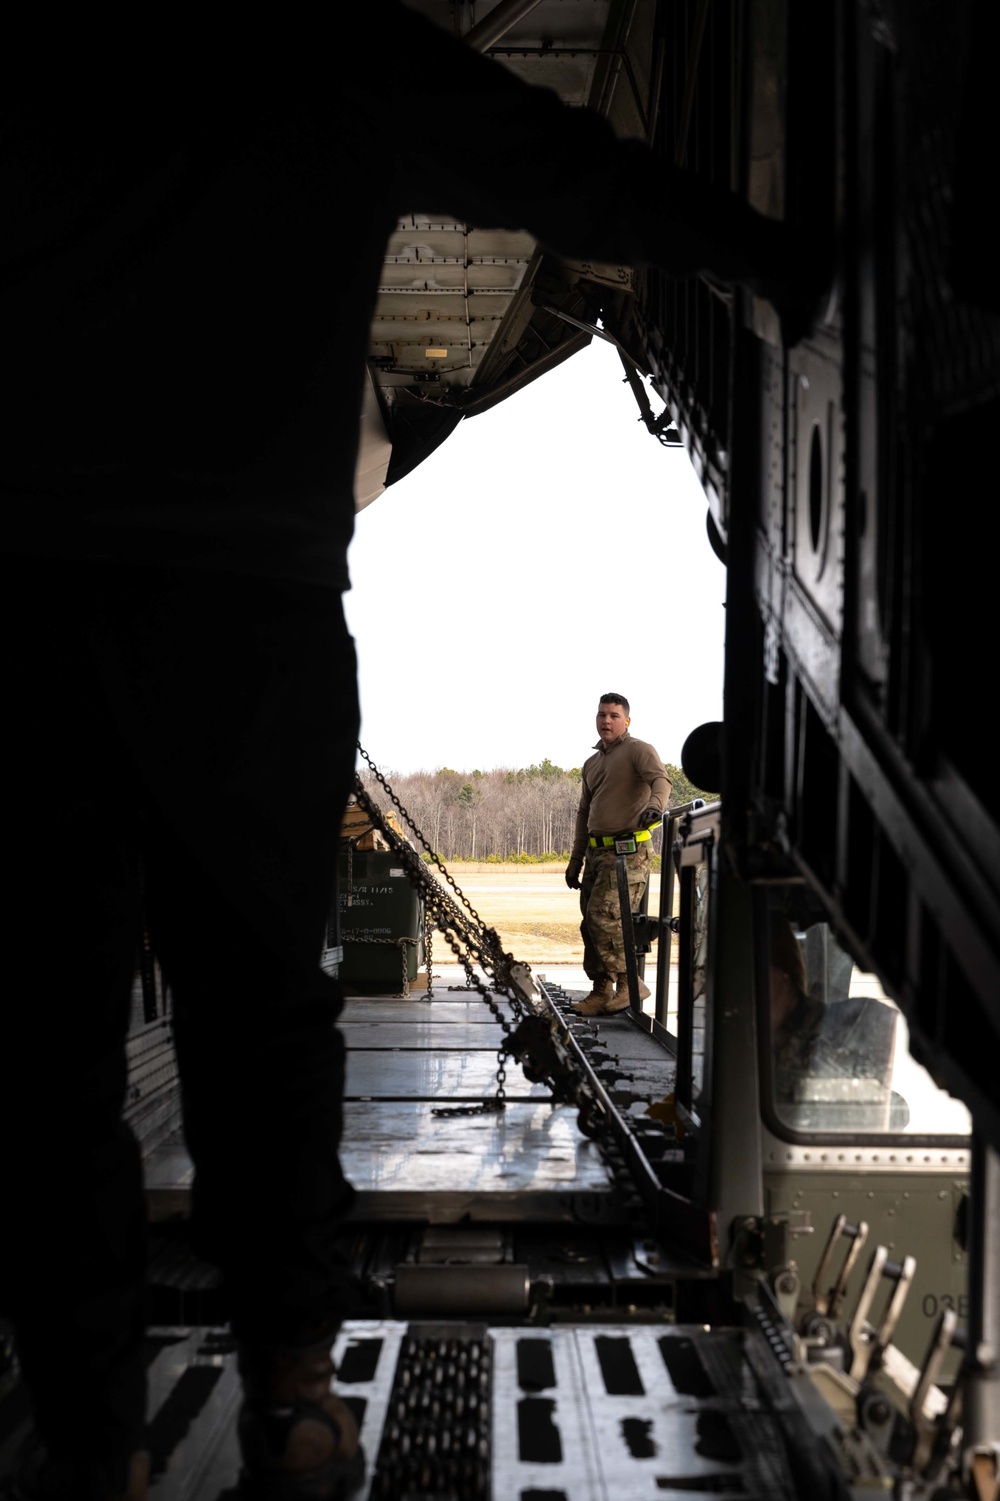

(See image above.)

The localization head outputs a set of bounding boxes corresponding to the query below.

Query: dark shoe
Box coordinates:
[2,1437,149,1501]
[238,1335,364,1500]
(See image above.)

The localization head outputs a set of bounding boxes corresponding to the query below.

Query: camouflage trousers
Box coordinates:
[579,845,650,981]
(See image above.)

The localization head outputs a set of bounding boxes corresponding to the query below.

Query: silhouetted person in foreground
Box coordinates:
[1,7,825,1498]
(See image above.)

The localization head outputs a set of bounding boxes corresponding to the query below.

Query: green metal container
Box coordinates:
[337,850,425,989]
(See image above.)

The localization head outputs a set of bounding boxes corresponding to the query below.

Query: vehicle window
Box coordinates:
[766,901,970,1137]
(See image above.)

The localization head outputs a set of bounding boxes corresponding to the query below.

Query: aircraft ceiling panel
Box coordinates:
[372,296,470,319]
[362,0,643,502]
[372,306,513,332]
[378,263,529,290]
[387,219,537,261]
[491,49,603,103]
[402,0,614,51]
[383,230,534,277]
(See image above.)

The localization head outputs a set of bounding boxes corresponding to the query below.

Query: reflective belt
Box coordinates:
[588,822,659,850]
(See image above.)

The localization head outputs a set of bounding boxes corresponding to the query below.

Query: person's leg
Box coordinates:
[1,563,149,1492]
[146,812,362,1498]
[578,858,605,983]
[84,567,361,1345]
[1,559,362,1495]
[612,849,652,1002]
[85,566,363,1495]
[581,852,622,976]
[575,849,650,1012]
[573,853,615,1013]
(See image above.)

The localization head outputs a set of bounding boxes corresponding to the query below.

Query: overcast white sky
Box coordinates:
[344,337,726,775]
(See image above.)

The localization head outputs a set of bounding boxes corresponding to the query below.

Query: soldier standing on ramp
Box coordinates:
[565,695,671,1015]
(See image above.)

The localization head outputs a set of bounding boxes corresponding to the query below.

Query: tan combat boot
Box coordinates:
[614,974,651,1006]
[237,1334,364,1499]
[571,978,615,1015]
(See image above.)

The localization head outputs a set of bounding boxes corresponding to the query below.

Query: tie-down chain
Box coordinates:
[353,746,534,1114]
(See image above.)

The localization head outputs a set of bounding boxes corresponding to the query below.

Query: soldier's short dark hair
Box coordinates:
[599,693,630,714]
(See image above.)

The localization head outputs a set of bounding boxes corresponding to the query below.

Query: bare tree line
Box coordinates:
[358,759,711,862]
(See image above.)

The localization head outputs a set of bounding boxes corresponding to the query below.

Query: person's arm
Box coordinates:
[566,782,591,888]
[380,7,643,259]
[635,743,671,822]
[380,3,810,304]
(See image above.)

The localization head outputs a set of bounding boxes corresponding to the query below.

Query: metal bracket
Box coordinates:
[772,1264,801,1322]
[732,1214,791,1276]
[812,1213,869,1319]
[508,960,540,1006]
[910,1306,959,1472]
[631,911,663,954]
[503,1013,576,1101]
[848,1248,916,1381]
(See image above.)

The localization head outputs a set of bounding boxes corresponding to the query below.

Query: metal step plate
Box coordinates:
[88,1321,802,1501]
[332,1321,799,1501]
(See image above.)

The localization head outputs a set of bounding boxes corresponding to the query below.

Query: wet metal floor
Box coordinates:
[146,991,679,1222]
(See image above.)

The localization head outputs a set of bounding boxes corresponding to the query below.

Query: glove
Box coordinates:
[639,808,662,828]
[565,858,583,890]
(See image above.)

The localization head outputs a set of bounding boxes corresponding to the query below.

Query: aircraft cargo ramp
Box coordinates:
[144,987,679,1227]
[0,982,831,1501]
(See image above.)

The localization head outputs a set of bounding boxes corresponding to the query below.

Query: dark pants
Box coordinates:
[1,561,359,1473]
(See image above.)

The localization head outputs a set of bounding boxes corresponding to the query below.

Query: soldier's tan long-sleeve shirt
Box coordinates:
[571,733,671,862]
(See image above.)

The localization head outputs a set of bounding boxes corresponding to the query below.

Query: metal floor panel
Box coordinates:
[145,986,636,1219]
[335,1024,504,1050]
[342,1100,615,1219]
[588,1057,676,1100]
[145,1139,194,1194]
[345,1050,547,1100]
[340,997,511,1024]
[580,1023,677,1062]
[141,1321,800,1501]
[144,1330,241,1501]
[145,1099,617,1223]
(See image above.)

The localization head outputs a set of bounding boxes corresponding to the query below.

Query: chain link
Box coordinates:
[424,926,434,1000]
[341,934,417,997]
[352,747,532,1114]
[356,744,509,975]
